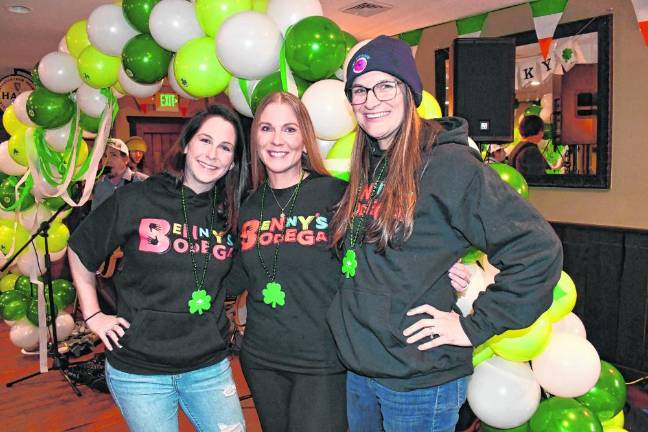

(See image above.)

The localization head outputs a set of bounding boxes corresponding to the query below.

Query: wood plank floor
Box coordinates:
[0,323,261,432]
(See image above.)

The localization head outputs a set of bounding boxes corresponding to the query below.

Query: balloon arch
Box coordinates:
[0,1,627,430]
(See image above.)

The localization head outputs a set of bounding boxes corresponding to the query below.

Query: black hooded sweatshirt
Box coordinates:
[326,117,563,391]
[69,173,234,374]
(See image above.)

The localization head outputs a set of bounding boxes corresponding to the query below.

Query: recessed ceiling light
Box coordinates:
[7,5,32,14]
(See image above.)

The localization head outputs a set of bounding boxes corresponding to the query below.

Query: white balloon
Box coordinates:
[302,80,356,141]
[44,121,73,152]
[532,333,601,397]
[87,4,139,56]
[38,52,83,94]
[216,12,282,80]
[0,141,28,176]
[54,313,75,341]
[58,36,70,54]
[9,319,39,350]
[468,357,541,429]
[167,56,196,100]
[227,78,258,117]
[552,312,587,338]
[119,67,163,98]
[266,0,323,35]
[316,138,335,160]
[455,262,488,317]
[76,84,108,118]
[17,249,46,276]
[540,107,552,123]
[150,0,204,52]
[5,319,17,326]
[12,91,36,127]
[342,39,371,81]
[540,93,552,109]
[21,206,53,232]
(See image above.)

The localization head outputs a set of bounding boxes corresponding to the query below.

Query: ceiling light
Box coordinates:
[7,5,32,14]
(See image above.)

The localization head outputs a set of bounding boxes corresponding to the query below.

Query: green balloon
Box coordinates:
[576,361,627,422]
[342,31,358,54]
[14,275,36,298]
[174,37,232,98]
[78,45,120,89]
[79,112,100,133]
[250,72,310,113]
[31,62,42,88]
[524,104,542,117]
[27,298,57,326]
[52,279,76,308]
[488,163,529,199]
[195,0,252,38]
[461,246,484,264]
[481,423,530,432]
[0,176,36,211]
[285,16,347,81]
[530,398,603,432]
[122,34,172,84]
[0,290,29,321]
[122,0,161,33]
[26,87,75,129]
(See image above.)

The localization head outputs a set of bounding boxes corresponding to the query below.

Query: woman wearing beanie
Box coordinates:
[328,35,563,431]
[125,135,150,175]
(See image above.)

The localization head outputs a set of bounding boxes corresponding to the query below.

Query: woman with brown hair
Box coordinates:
[327,35,563,431]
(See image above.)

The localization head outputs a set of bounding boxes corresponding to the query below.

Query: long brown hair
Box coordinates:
[249,92,328,191]
[163,104,249,234]
[331,86,441,252]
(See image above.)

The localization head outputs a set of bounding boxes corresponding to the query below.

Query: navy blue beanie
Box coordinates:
[345,35,423,106]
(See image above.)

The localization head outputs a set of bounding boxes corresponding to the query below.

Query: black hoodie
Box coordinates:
[326,117,563,391]
[69,173,234,374]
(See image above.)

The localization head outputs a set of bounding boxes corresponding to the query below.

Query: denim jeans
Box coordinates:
[346,371,468,432]
[105,359,245,432]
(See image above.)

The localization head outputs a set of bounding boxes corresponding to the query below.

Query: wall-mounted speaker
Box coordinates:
[449,38,516,143]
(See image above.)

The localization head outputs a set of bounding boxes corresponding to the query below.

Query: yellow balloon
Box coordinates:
[0,272,20,292]
[112,80,126,96]
[0,219,29,257]
[603,428,628,432]
[488,313,552,362]
[472,343,494,367]
[252,0,268,12]
[602,410,624,428]
[35,220,70,253]
[8,128,28,166]
[2,106,27,136]
[76,139,89,167]
[417,90,442,120]
[65,20,91,58]
[545,271,577,323]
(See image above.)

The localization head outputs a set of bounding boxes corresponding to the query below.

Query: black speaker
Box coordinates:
[449,38,516,143]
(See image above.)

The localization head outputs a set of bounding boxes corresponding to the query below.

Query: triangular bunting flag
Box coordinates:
[456,13,488,38]
[631,0,648,46]
[530,0,569,59]
[399,28,424,46]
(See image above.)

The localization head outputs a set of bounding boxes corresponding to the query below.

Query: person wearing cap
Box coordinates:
[327,35,563,430]
[91,138,148,212]
[125,135,149,175]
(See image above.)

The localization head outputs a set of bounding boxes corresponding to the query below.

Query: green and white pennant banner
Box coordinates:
[530,0,569,59]
[631,0,648,46]
[455,13,489,38]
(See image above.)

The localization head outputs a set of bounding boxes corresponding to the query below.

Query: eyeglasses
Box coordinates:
[348,80,402,105]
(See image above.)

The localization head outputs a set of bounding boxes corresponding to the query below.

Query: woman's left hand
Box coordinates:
[403,305,472,350]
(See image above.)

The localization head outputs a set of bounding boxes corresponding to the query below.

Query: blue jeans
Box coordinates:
[105,359,245,432]
[346,371,467,432]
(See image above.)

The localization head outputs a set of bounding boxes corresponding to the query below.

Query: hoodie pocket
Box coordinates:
[121,309,226,369]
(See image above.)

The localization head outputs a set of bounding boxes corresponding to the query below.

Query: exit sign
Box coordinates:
[156,93,179,112]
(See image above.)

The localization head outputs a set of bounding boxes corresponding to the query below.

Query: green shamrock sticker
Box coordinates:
[341,249,357,278]
[562,48,573,62]
[263,282,285,309]
[188,289,212,315]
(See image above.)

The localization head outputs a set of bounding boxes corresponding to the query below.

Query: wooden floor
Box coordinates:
[0,323,261,432]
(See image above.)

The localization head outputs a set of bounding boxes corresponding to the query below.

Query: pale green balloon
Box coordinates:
[173,37,231,98]
[77,46,120,89]
[195,0,252,37]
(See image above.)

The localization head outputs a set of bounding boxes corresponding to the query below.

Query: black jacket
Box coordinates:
[326,117,563,391]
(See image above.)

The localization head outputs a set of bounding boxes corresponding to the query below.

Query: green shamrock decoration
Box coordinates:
[188,289,212,315]
[562,48,573,62]
[341,249,358,278]
[263,282,285,308]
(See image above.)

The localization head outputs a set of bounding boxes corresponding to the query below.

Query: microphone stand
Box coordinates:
[4,204,82,396]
